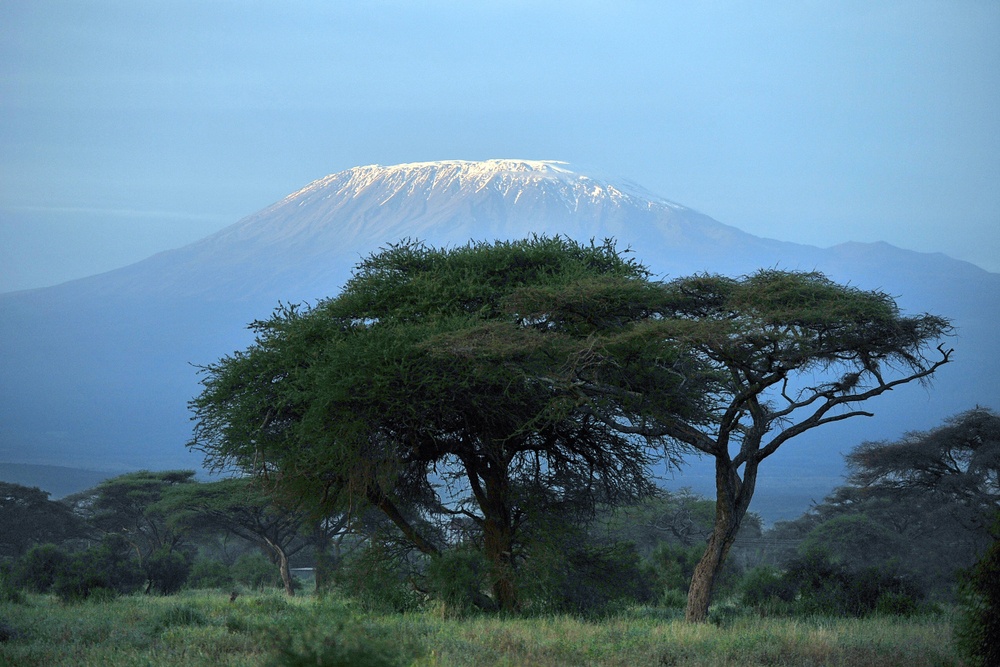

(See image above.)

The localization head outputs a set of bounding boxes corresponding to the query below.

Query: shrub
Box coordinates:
[11,543,70,593]
[0,563,25,604]
[954,516,1000,667]
[51,535,144,602]
[145,547,192,595]
[187,558,234,589]
[520,540,654,616]
[423,546,488,614]
[740,565,796,614]
[332,543,419,614]
[783,548,925,618]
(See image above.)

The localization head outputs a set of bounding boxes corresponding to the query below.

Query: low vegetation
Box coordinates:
[0,590,962,667]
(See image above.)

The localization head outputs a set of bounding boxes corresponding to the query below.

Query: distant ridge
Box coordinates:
[0,463,121,499]
[0,159,996,520]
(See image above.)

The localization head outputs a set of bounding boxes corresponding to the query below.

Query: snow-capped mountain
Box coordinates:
[1,160,997,519]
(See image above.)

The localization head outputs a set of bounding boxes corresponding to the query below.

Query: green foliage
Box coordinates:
[63,470,198,566]
[51,535,145,602]
[232,552,283,591]
[190,237,698,611]
[0,591,962,666]
[0,564,24,604]
[332,543,419,613]
[145,547,192,594]
[782,548,925,618]
[266,616,409,667]
[954,515,1000,667]
[10,542,70,592]
[0,482,85,558]
[520,538,654,616]
[186,558,234,589]
[740,566,797,614]
[423,546,488,614]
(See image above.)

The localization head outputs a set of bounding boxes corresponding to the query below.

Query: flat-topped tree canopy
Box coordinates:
[578,269,952,622]
[189,236,704,610]
[190,239,952,615]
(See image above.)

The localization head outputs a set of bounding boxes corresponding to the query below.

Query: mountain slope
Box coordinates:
[1,159,997,517]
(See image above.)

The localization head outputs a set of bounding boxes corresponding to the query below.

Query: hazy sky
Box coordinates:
[2,1,998,292]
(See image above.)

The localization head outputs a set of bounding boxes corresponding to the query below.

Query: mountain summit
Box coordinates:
[109,159,765,302]
[1,159,997,519]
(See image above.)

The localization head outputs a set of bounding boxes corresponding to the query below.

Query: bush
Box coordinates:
[782,548,925,618]
[11,543,70,593]
[187,558,234,589]
[520,540,654,616]
[332,543,419,614]
[740,565,796,614]
[51,535,144,602]
[145,547,192,595]
[954,516,1000,667]
[0,563,25,604]
[423,546,488,614]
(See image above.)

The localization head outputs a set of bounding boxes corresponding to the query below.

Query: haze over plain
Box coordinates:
[1,2,998,291]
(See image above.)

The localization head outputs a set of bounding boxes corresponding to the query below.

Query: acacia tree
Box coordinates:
[63,470,197,564]
[0,482,86,558]
[846,407,1000,532]
[569,271,953,621]
[189,237,703,610]
[159,478,319,596]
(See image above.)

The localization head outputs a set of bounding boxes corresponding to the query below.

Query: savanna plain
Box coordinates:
[0,589,962,667]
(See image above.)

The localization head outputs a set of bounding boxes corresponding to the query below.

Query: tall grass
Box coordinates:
[0,591,961,666]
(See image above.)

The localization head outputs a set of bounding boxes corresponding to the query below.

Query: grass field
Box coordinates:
[0,590,962,667]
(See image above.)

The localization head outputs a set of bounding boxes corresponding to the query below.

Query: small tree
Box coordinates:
[160,478,312,596]
[63,470,197,565]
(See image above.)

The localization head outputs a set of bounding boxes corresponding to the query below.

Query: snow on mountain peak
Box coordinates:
[279,159,683,213]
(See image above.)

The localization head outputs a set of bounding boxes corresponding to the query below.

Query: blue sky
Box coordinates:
[2,1,998,292]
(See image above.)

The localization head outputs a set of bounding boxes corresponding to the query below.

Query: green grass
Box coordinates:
[0,591,962,667]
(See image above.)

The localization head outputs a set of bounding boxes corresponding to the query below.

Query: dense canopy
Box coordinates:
[190,237,702,608]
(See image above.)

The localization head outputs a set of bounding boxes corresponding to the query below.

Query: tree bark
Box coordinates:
[483,516,518,611]
[685,455,757,622]
[265,537,295,596]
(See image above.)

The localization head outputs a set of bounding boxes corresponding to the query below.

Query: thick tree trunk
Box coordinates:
[480,461,521,612]
[685,518,737,622]
[483,517,518,611]
[685,455,758,622]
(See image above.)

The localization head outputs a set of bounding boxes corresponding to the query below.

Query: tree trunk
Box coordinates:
[367,488,440,556]
[264,538,295,596]
[685,455,757,622]
[685,520,736,622]
[483,517,518,611]
[479,462,519,611]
